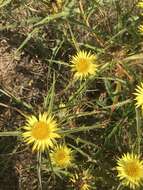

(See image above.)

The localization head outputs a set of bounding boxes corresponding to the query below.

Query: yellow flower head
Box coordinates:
[139,25,143,34]
[22,112,61,152]
[50,144,73,168]
[70,50,98,80]
[70,169,92,190]
[137,1,143,8]
[116,153,143,189]
[134,82,143,111]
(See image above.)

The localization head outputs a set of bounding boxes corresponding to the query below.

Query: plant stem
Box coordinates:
[47,150,54,173]
[135,108,141,155]
[0,131,20,137]
[37,151,42,190]
[117,183,122,190]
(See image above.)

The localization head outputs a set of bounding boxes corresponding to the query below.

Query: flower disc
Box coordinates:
[22,113,61,152]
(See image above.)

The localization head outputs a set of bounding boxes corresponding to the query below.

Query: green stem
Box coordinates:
[47,150,54,173]
[0,131,20,137]
[117,183,123,190]
[135,108,141,155]
[59,124,100,135]
[37,151,42,190]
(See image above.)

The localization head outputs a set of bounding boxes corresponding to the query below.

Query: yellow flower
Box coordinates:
[50,144,73,168]
[70,50,98,80]
[70,169,92,190]
[116,153,143,189]
[139,25,143,34]
[134,82,143,111]
[137,1,143,8]
[22,112,61,152]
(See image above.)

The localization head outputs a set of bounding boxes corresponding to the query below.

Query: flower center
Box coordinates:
[125,161,140,178]
[57,151,66,161]
[32,121,50,140]
[76,58,90,73]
